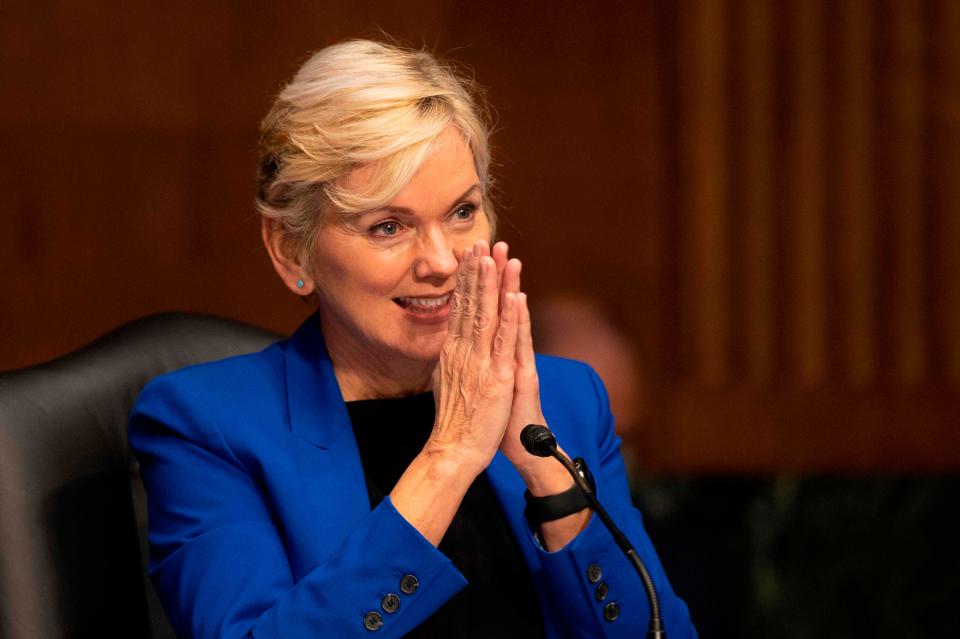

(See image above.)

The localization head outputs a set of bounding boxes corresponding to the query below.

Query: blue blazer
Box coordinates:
[130,314,695,638]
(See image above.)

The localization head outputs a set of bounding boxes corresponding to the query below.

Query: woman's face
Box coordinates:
[309,126,492,365]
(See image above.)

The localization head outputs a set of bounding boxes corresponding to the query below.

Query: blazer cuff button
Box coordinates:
[363,611,383,631]
[400,574,419,595]
[602,601,620,622]
[381,593,400,613]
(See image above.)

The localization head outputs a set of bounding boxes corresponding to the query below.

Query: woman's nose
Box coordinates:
[413,230,460,282]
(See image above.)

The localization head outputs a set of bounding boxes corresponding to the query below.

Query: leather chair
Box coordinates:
[0,314,280,639]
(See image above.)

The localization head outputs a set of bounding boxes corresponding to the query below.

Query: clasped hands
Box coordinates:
[427,240,574,499]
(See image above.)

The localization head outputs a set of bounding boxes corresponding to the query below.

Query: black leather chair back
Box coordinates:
[0,314,280,639]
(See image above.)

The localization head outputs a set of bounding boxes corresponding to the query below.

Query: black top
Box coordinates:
[347,392,547,638]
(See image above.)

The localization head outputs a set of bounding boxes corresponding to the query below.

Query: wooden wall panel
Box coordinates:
[637,0,960,471]
[680,0,729,386]
[837,0,877,388]
[740,0,776,386]
[787,0,826,386]
[932,0,960,386]
[889,0,926,385]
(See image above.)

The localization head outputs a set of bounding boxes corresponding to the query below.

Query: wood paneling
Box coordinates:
[837,0,877,388]
[658,386,960,473]
[638,0,960,470]
[788,0,826,386]
[933,0,960,386]
[889,0,926,385]
[680,0,729,385]
[740,0,776,386]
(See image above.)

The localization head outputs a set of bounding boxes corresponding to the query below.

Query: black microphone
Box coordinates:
[521,424,666,639]
[520,422,559,457]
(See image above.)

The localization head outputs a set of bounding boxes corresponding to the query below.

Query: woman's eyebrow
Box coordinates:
[378,184,481,216]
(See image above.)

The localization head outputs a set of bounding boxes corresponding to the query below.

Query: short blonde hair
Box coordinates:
[256,39,495,258]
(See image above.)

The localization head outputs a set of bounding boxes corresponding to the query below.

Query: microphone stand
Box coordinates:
[522,424,666,639]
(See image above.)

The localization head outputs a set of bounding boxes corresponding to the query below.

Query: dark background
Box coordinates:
[2,2,958,635]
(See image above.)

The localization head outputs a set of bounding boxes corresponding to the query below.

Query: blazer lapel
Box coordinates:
[279,314,371,574]
[283,313,352,450]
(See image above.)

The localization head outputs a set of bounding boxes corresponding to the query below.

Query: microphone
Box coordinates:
[520,423,558,457]
[521,424,666,639]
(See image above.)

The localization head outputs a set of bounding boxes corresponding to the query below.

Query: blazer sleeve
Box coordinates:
[129,375,467,639]
[526,363,698,638]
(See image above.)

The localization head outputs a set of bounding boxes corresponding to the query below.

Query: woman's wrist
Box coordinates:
[390,445,479,546]
[514,448,591,551]
[514,452,576,497]
[419,438,488,480]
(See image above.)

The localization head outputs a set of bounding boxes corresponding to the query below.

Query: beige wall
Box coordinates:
[2,0,958,471]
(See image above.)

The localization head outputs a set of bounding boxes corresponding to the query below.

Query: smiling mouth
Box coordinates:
[393,293,452,313]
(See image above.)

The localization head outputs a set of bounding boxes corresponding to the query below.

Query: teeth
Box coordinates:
[398,294,451,308]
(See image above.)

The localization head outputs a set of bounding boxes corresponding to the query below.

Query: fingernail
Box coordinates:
[473,241,481,257]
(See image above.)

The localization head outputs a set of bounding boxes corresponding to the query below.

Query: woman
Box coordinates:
[130,39,696,638]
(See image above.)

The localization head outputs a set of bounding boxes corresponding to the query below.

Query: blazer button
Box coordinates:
[363,611,383,631]
[594,582,609,602]
[602,601,620,622]
[381,593,400,613]
[399,574,419,595]
[587,563,602,583]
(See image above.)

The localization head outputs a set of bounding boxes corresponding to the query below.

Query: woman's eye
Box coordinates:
[371,221,401,237]
[453,204,477,221]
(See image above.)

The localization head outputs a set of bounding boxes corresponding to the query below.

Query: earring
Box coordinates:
[296,279,305,289]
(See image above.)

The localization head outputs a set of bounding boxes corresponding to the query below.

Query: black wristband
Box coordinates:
[523,457,594,526]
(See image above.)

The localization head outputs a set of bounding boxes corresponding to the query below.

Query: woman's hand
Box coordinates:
[424,240,521,476]
[484,243,546,469]
[392,240,519,546]
[491,242,591,550]
[491,247,547,469]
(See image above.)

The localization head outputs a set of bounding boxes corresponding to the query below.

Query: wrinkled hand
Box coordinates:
[489,243,548,470]
[426,240,520,474]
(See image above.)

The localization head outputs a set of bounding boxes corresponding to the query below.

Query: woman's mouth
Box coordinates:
[393,293,452,322]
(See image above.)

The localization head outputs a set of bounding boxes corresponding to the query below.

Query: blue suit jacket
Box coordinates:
[130,314,695,638]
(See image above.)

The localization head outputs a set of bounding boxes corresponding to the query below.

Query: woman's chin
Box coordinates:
[392,330,446,363]
[411,342,446,363]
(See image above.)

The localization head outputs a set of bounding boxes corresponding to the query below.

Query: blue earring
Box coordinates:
[296,279,305,289]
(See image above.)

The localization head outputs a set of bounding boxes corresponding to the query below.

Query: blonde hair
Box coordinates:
[256,39,495,258]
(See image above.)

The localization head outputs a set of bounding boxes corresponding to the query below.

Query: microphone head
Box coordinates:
[520,424,557,457]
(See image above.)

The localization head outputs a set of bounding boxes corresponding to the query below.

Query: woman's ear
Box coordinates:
[261,218,316,297]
